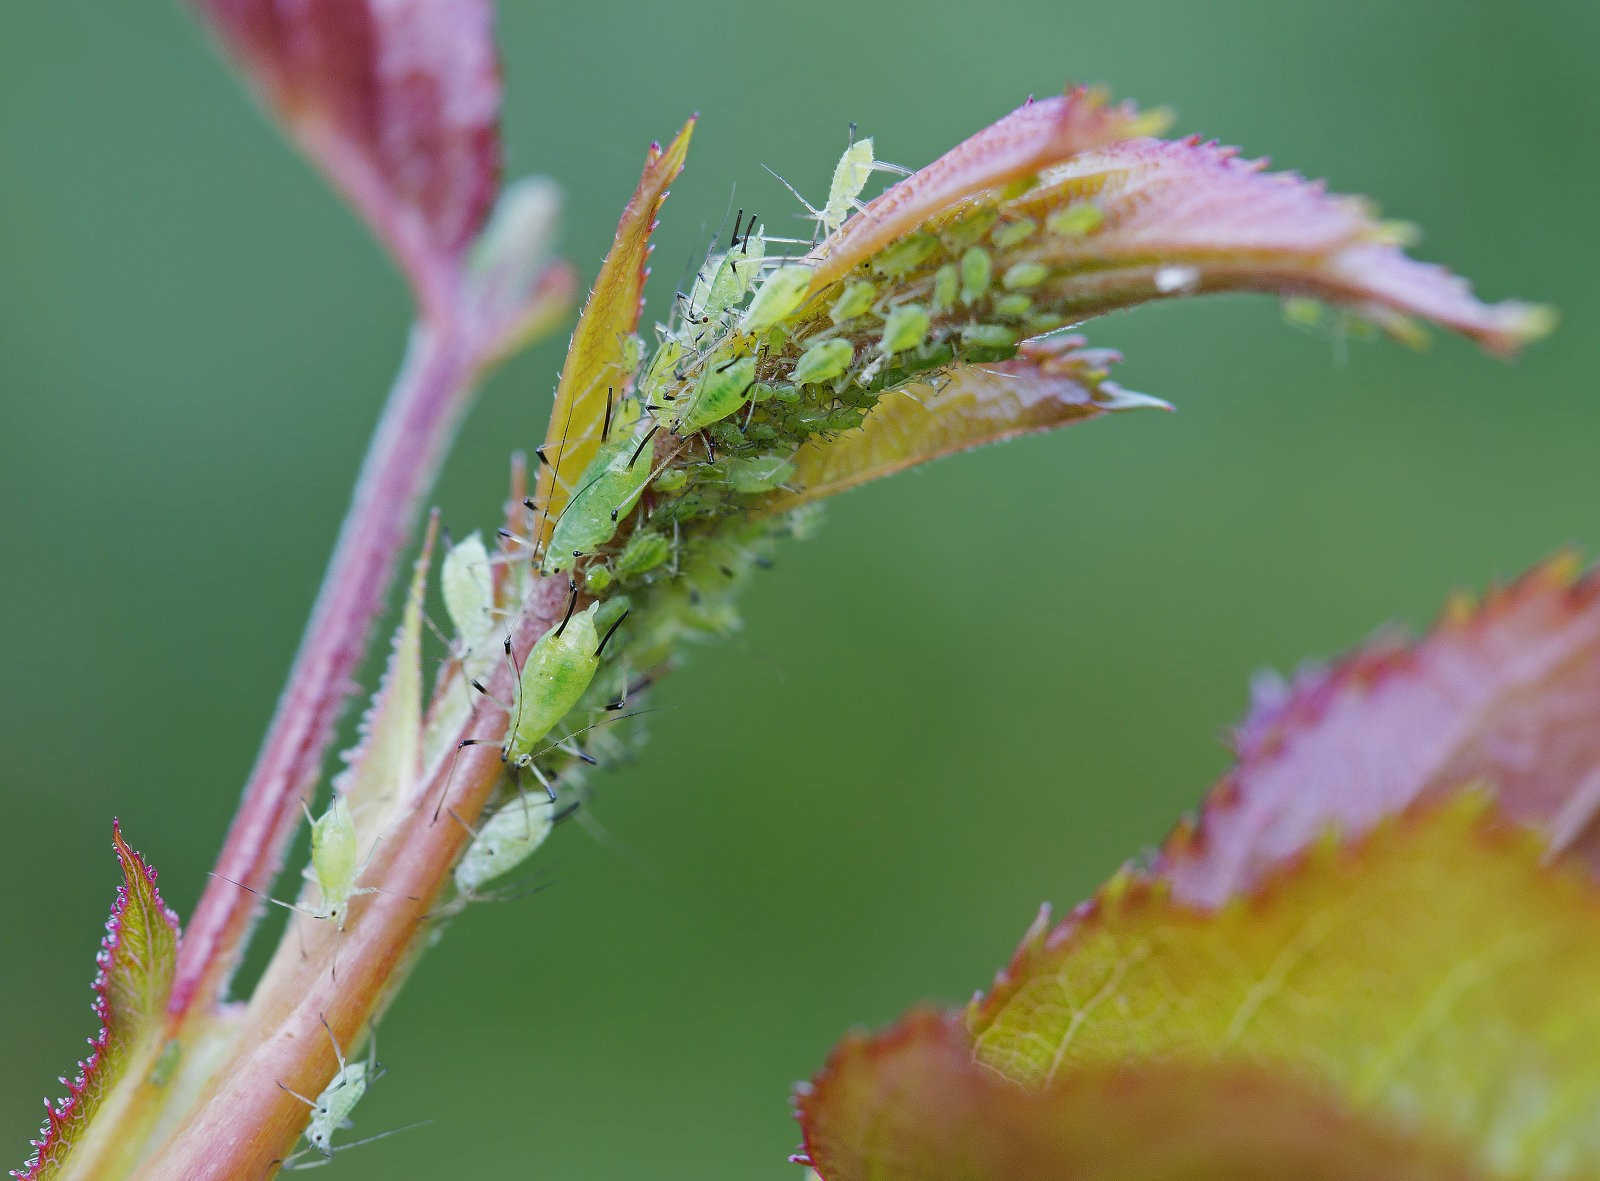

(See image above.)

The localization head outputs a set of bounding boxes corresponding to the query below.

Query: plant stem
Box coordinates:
[168,313,476,1023]
[135,578,566,1180]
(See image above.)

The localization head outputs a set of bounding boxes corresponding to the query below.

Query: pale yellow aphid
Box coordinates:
[821,136,874,237]
[441,531,496,658]
[209,795,377,931]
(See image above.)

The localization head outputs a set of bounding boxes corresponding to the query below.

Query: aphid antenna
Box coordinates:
[279,1122,435,1172]
[761,162,820,219]
[207,872,331,925]
[600,386,615,443]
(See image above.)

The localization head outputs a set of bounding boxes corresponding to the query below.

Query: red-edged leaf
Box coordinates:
[759,335,1169,513]
[1006,136,1551,355]
[1159,555,1600,907]
[805,86,1167,293]
[797,1010,1481,1181]
[532,117,695,547]
[14,824,180,1180]
[804,798,1600,1179]
[190,0,503,311]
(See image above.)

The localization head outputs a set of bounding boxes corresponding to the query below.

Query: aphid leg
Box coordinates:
[429,737,493,823]
[469,677,513,712]
[281,1122,434,1171]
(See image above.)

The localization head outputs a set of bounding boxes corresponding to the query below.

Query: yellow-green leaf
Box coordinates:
[758,335,1167,513]
[533,117,694,549]
[798,1010,1482,1181]
[967,796,1600,1179]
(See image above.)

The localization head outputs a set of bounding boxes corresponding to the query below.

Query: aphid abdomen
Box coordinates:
[305,1062,369,1155]
[503,605,601,765]
[454,795,559,896]
[544,427,657,571]
[674,352,757,434]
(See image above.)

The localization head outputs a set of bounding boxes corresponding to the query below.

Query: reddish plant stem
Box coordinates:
[137,580,565,1180]
[169,313,476,1022]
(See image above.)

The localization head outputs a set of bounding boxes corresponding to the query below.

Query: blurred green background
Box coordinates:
[1,0,1595,1175]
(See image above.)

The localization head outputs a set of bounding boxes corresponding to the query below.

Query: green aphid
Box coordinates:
[454,794,561,898]
[640,339,683,400]
[825,407,865,432]
[961,323,1020,352]
[690,229,766,320]
[305,796,367,930]
[747,423,779,445]
[791,338,854,385]
[441,532,495,655]
[617,529,672,576]
[654,491,722,522]
[503,604,600,769]
[1046,202,1104,237]
[281,1023,379,1161]
[991,217,1038,249]
[903,341,954,373]
[584,564,614,594]
[673,351,758,434]
[959,248,992,304]
[1002,262,1048,290]
[871,232,939,279]
[829,280,877,324]
[618,333,645,378]
[726,455,796,493]
[543,424,656,572]
[994,293,1033,318]
[942,207,998,250]
[880,304,930,355]
[652,467,688,493]
[931,265,959,313]
[742,264,814,331]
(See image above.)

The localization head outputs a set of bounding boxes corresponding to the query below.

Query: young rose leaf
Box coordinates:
[962,796,1600,1179]
[798,1011,1481,1181]
[805,87,1169,292]
[15,824,180,1180]
[188,0,503,313]
[332,513,437,835]
[532,117,694,548]
[1160,555,1600,906]
[1002,136,1553,355]
[463,178,580,369]
[757,335,1168,514]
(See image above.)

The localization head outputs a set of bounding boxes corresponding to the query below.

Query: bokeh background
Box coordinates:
[2,0,1595,1175]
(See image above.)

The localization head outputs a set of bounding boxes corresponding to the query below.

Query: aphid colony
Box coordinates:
[258,129,1115,1166]
[520,132,1108,609]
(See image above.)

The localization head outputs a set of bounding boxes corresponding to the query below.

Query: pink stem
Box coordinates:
[169,313,475,1021]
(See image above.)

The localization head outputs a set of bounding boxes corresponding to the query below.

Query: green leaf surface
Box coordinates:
[15,824,179,1180]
